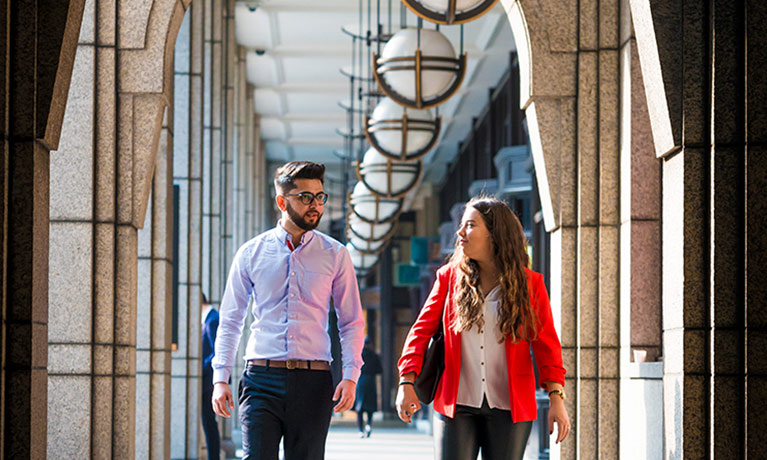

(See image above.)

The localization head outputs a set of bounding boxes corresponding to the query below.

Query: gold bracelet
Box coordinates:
[548,389,566,401]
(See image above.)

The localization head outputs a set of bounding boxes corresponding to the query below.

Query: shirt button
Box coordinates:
[289,335,294,339]
[480,346,484,349]
[481,362,485,366]
[482,378,486,382]
[291,272,295,276]
[290,293,295,297]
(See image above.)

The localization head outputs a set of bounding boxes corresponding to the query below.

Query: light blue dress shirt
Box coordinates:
[212,224,365,384]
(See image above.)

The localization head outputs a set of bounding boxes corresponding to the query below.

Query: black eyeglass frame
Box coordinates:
[283,191,329,205]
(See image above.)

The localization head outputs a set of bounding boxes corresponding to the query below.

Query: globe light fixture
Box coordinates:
[349,181,403,223]
[347,243,380,273]
[348,233,388,254]
[373,28,466,109]
[364,97,440,161]
[356,147,422,198]
[401,0,499,25]
[348,213,397,241]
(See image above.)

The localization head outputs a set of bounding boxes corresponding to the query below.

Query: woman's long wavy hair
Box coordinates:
[449,197,537,343]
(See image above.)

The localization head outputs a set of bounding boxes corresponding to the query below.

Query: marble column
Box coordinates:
[170,2,204,458]
[617,0,663,456]
[49,0,189,457]
[503,1,622,458]
[630,0,767,457]
[135,104,174,460]
[6,1,86,458]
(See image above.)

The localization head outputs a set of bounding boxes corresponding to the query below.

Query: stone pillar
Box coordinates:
[49,1,188,458]
[630,0,767,456]
[617,0,663,456]
[504,1,622,458]
[5,1,85,458]
[135,104,174,460]
[170,3,204,458]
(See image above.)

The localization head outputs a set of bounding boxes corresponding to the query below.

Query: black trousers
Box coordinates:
[201,375,220,460]
[433,398,533,460]
[238,364,334,460]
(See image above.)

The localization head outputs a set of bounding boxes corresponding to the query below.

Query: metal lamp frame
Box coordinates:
[401,0,499,25]
[348,189,403,224]
[346,216,396,255]
[372,49,466,109]
[355,157,423,198]
[364,112,441,161]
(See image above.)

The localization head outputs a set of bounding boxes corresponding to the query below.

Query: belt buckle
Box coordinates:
[286,360,297,370]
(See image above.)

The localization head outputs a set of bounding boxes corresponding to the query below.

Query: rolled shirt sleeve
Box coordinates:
[212,243,254,384]
[332,248,365,382]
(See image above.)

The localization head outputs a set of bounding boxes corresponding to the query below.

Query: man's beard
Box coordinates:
[286,201,322,231]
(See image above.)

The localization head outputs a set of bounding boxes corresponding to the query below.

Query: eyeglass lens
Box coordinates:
[299,192,328,205]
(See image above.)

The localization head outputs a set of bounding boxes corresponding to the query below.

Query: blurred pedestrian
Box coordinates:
[355,337,382,438]
[201,293,220,460]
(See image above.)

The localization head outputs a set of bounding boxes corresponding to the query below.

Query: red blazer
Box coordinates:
[398,264,566,422]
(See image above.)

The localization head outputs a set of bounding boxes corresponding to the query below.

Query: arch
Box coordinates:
[119,0,191,229]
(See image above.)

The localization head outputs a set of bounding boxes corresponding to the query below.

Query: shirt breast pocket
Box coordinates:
[303,270,333,306]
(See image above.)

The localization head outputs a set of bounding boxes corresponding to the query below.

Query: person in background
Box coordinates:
[211,161,365,460]
[355,337,382,438]
[396,196,570,460]
[201,293,220,460]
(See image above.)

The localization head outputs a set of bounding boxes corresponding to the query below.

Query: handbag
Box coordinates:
[414,324,444,404]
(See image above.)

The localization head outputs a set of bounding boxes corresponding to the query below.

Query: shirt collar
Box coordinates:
[274,221,314,247]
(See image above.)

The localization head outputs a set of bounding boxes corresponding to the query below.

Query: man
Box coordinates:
[200,293,220,460]
[211,161,365,460]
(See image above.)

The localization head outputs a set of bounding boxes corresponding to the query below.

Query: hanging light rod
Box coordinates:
[341,25,393,43]
[400,0,498,25]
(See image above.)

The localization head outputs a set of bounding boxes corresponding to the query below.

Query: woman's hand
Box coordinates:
[548,395,571,443]
[395,376,421,423]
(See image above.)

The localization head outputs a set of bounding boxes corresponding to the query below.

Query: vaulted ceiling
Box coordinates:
[234,0,516,187]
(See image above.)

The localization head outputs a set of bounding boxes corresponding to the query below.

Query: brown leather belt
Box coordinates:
[248,359,330,371]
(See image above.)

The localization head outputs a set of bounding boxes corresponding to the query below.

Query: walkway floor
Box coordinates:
[325,425,434,460]
[229,413,544,459]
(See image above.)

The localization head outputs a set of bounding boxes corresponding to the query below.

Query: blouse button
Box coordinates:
[481,362,485,366]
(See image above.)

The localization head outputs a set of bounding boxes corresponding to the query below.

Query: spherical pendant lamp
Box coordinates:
[349,181,403,224]
[348,233,387,254]
[347,243,380,273]
[402,0,499,25]
[356,147,422,198]
[348,213,397,241]
[364,97,441,161]
[373,28,466,109]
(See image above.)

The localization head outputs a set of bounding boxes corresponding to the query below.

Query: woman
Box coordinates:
[396,197,570,460]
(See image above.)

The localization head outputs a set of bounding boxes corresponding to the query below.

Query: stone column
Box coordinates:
[617,0,663,456]
[5,1,86,458]
[630,0,767,456]
[170,2,205,457]
[504,1,622,458]
[135,105,174,460]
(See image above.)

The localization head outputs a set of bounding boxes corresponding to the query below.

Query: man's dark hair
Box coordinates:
[273,161,325,195]
[201,292,209,305]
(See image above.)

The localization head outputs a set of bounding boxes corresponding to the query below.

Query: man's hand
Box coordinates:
[332,379,356,413]
[212,382,234,418]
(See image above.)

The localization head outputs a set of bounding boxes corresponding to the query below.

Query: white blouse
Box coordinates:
[456,286,511,410]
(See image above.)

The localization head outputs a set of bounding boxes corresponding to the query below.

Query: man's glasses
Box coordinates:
[284,191,329,205]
